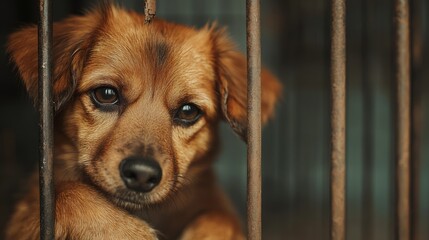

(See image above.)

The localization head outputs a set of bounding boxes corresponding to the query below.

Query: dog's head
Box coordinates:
[8,5,281,208]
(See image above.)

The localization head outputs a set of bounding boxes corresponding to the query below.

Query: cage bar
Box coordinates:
[330,0,346,239]
[246,0,262,239]
[144,0,157,23]
[394,0,411,239]
[38,0,55,238]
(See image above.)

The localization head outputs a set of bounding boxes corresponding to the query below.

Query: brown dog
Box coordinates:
[6,3,281,240]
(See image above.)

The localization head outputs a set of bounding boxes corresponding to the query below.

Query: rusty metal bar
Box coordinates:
[330,0,346,239]
[246,0,261,239]
[394,0,411,239]
[38,0,55,238]
[144,0,157,23]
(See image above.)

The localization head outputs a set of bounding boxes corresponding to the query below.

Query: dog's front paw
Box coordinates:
[55,182,158,240]
[179,211,245,240]
[6,181,158,240]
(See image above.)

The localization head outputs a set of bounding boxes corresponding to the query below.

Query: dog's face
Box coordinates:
[8,5,281,208]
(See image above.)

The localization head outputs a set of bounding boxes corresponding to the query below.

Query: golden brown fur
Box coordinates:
[6,3,281,240]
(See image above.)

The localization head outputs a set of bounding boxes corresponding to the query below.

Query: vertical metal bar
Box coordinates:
[38,0,55,239]
[330,0,346,239]
[144,0,157,23]
[246,0,261,239]
[361,0,373,238]
[394,0,411,239]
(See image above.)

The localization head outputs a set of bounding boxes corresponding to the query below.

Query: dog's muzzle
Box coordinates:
[119,156,162,193]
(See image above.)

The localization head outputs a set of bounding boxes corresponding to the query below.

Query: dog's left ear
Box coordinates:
[7,7,109,112]
[212,29,282,141]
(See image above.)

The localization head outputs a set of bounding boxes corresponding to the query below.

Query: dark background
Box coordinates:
[1,0,428,239]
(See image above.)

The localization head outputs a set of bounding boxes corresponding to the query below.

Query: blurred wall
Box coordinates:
[1,0,428,239]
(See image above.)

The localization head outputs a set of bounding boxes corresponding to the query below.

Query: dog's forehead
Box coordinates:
[88,16,213,76]
[79,16,217,116]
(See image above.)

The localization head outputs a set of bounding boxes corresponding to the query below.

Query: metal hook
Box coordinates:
[144,0,157,23]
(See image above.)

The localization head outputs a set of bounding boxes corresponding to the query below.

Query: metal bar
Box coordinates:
[394,0,411,239]
[246,0,261,239]
[361,0,373,238]
[144,0,157,23]
[38,0,55,239]
[330,0,346,239]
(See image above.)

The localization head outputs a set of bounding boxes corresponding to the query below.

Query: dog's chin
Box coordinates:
[107,182,179,211]
[109,190,163,210]
[109,192,154,210]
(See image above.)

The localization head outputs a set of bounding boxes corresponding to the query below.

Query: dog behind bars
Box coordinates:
[6,3,281,239]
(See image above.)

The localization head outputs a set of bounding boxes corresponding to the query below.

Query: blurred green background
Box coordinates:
[1,0,428,239]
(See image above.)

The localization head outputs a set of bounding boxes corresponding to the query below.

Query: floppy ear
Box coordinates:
[7,8,107,112]
[212,29,282,141]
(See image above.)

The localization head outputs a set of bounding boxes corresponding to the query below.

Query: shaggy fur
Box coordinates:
[6,3,281,240]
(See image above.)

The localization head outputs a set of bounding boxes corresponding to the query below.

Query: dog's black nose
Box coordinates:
[120,157,162,193]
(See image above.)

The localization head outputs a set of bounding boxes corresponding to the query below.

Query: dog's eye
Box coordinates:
[174,103,202,126]
[91,86,119,107]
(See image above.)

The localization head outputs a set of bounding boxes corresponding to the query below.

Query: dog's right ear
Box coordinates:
[7,7,110,112]
[211,28,282,141]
